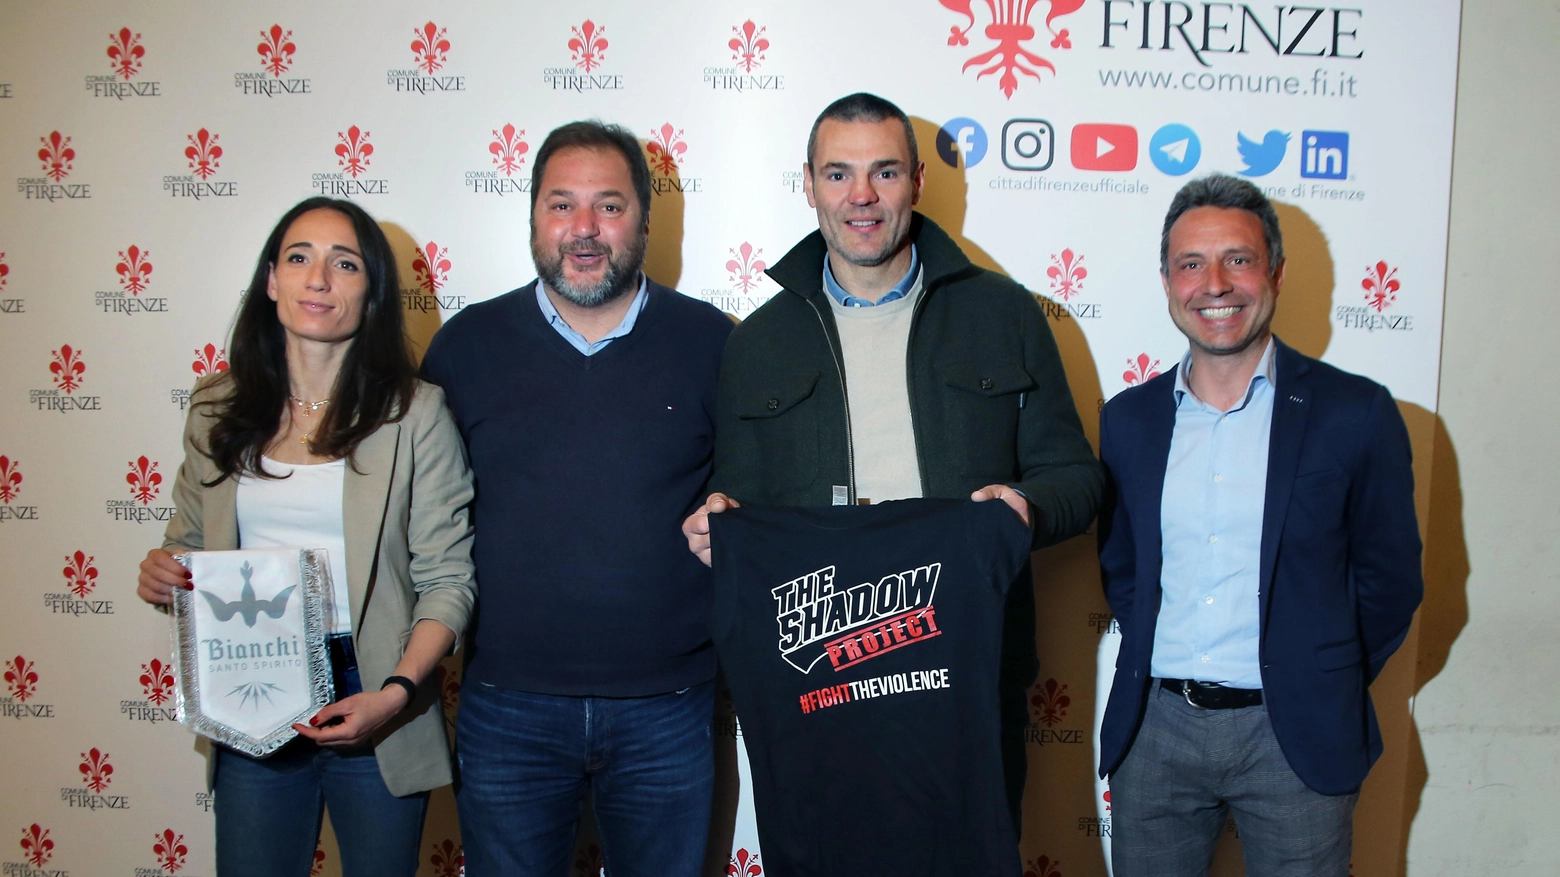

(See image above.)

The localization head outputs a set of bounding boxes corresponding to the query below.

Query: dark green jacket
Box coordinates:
[710,214,1103,549]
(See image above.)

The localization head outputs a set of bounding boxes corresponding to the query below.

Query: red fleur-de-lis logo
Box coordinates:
[153,828,188,874]
[63,550,99,599]
[1030,678,1070,727]
[728,848,763,876]
[258,25,296,77]
[569,20,608,72]
[647,124,687,178]
[128,456,162,505]
[1123,353,1162,387]
[413,242,452,294]
[107,27,145,80]
[5,656,38,702]
[942,0,1082,98]
[20,824,54,868]
[1024,855,1064,877]
[79,747,113,792]
[1046,248,1086,300]
[310,841,327,876]
[335,126,374,178]
[38,131,75,182]
[50,344,86,394]
[140,658,176,705]
[192,343,229,377]
[0,456,21,504]
[726,243,768,294]
[0,252,9,292]
[1103,788,1112,812]
[118,245,154,295]
[1362,261,1401,314]
[489,124,529,177]
[573,843,604,876]
[411,22,451,74]
[429,838,464,877]
[729,21,770,72]
[184,129,222,180]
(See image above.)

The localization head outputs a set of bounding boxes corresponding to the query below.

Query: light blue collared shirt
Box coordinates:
[1151,338,1277,689]
[822,245,920,308]
[535,275,648,356]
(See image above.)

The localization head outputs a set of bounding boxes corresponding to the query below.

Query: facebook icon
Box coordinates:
[936,117,988,169]
[1300,130,1349,180]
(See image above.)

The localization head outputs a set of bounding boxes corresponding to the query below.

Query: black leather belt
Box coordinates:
[1160,678,1262,710]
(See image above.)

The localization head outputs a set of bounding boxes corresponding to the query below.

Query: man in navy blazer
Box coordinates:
[1097,174,1422,877]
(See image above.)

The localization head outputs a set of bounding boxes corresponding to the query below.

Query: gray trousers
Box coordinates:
[1110,683,1358,877]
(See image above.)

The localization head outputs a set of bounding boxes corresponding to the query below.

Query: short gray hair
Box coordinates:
[806,92,919,173]
[1160,174,1283,274]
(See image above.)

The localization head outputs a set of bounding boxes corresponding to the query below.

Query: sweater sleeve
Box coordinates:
[708,327,761,503]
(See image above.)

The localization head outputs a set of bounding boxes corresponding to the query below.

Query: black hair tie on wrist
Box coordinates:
[381,675,417,706]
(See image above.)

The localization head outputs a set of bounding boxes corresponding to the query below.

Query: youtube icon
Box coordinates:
[1070,124,1138,171]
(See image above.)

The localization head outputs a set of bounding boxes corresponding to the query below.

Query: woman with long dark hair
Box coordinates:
[136,197,475,876]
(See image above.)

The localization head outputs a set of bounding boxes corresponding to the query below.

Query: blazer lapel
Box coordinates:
[341,423,399,634]
[1260,340,1312,625]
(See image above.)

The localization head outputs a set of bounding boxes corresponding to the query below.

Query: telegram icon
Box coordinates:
[1149,123,1201,176]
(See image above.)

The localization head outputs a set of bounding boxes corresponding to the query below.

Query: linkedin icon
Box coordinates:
[1002,119,1055,171]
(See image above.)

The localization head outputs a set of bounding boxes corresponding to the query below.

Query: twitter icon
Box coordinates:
[1238,130,1289,177]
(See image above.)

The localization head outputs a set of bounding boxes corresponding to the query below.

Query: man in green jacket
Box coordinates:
[682,92,1103,836]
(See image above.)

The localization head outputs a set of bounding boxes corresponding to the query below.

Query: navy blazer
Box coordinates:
[1096,339,1423,795]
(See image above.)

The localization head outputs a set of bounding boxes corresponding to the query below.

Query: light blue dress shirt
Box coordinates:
[535,275,648,356]
[1150,339,1276,689]
[822,245,920,308]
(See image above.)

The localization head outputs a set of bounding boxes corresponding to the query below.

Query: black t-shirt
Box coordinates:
[710,499,1031,877]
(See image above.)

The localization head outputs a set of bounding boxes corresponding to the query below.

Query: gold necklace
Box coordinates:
[287,397,328,445]
[288,394,330,414]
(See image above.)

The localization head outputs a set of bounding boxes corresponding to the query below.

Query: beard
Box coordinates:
[532,231,648,308]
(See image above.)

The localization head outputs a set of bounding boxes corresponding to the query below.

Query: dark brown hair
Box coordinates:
[530,120,652,222]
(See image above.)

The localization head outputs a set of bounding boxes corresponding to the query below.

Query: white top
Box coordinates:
[828,267,927,504]
[236,457,352,635]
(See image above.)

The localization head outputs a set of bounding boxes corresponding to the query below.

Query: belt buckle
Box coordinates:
[1180,679,1207,710]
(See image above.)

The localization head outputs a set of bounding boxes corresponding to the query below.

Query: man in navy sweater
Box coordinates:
[421,121,733,877]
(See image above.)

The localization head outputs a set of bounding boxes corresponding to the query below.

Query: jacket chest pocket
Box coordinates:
[1288,468,1350,538]
[941,361,1035,479]
[736,371,821,492]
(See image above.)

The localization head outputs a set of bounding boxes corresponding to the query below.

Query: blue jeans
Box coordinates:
[212,663,429,877]
[456,680,715,877]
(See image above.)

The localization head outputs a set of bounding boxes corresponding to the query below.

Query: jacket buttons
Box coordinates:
[767,398,779,411]
[980,378,994,390]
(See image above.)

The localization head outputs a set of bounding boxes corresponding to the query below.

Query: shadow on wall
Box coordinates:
[1395,406,1470,875]
[642,137,686,291]
[382,222,441,367]
[1270,201,1334,359]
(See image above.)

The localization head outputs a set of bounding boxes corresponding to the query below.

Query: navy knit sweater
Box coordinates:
[421,280,733,696]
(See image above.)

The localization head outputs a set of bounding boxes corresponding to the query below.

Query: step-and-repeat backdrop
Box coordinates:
[0,1,1458,875]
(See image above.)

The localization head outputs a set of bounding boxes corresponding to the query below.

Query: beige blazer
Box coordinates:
[162,376,476,796]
